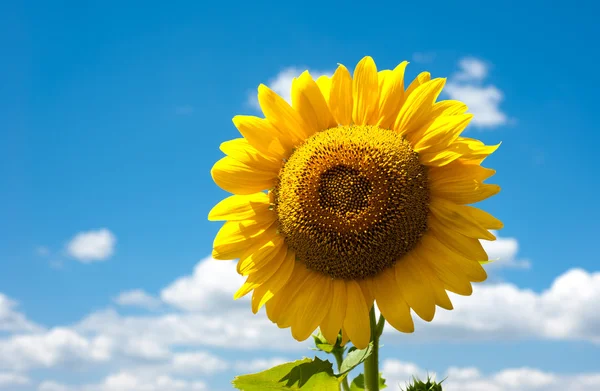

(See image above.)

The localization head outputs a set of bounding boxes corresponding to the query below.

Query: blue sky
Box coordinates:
[1,0,599,390]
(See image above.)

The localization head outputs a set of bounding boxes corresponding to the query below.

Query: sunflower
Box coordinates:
[209,56,501,349]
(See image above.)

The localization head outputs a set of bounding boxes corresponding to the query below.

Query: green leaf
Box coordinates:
[232,357,342,391]
[349,373,387,390]
[339,343,373,374]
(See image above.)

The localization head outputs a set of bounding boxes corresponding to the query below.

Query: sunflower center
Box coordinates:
[274,125,430,280]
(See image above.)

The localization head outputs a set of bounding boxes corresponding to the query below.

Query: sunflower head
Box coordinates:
[209,56,502,349]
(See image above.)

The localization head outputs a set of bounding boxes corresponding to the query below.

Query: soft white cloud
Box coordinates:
[453,57,489,81]
[114,290,161,310]
[445,57,508,128]
[248,67,333,109]
[234,357,290,373]
[0,294,42,333]
[384,360,600,391]
[0,328,112,371]
[0,372,30,388]
[170,351,228,375]
[160,257,247,312]
[1,257,598,389]
[66,229,116,263]
[384,268,600,344]
[38,381,73,391]
[482,232,531,269]
[39,372,207,391]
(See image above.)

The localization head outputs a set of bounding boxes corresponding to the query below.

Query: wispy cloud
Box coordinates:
[384,360,600,391]
[445,57,509,128]
[36,246,50,257]
[66,229,116,263]
[114,290,162,310]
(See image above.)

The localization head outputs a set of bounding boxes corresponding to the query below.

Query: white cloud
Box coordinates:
[170,351,228,375]
[383,268,600,344]
[453,57,489,81]
[66,229,116,263]
[160,257,247,312]
[248,67,333,109]
[114,290,161,310]
[0,294,42,333]
[445,57,508,128]
[384,360,600,391]
[0,328,112,371]
[39,372,207,391]
[0,372,30,388]
[482,232,531,269]
[38,382,72,391]
[234,357,290,373]
[2,257,598,389]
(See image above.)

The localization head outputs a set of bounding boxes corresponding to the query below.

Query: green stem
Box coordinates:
[333,349,350,391]
[364,307,382,391]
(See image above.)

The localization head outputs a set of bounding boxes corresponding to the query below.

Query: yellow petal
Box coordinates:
[412,114,473,153]
[316,75,332,105]
[419,149,463,167]
[415,237,474,295]
[419,262,454,310]
[372,268,414,332]
[213,219,276,260]
[329,64,353,125]
[343,280,370,349]
[462,206,503,230]
[276,272,317,328]
[429,215,488,261]
[430,198,496,240]
[359,279,374,308]
[428,161,496,185]
[208,193,271,221]
[352,56,379,125]
[234,243,286,299]
[395,78,446,136]
[291,274,332,341]
[211,156,277,195]
[431,180,501,204]
[405,71,431,98]
[431,100,469,116]
[265,262,311,325]
[453,138,501,164]
[251,250,296,313]
[320,279,347,344]
[257,84,310,145]
[395,253,436,322]
[291,71,337,134]
[237,232,285,276]
[232,116,289,159]
[376,61,409,129]
[421,234,487,283]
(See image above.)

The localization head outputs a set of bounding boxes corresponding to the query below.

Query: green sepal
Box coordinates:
[311,330,344,354]
[401,375,444,391]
